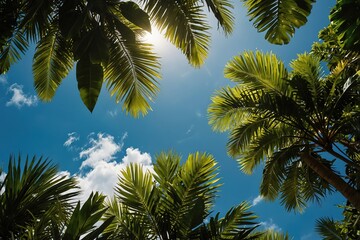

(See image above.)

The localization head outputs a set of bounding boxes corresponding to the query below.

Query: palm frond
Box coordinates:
[202,0,234,34]
[153,151,181,187]
[105,39,160,117]
[224,51,288,93]
[279,160,306,212]
[191,202,259,239]
[301,160,334,204]
[218,202,259,239]
[103,197,152,239]
[115,163,160,234]
[236,122,297,174]
[20,0,55,40]
[261,145,302,200]
[208,86,261,132]
[143,0,210,67]
[63,192,113,240]
[0,28,28,74]
[257,229,292,240]
[315,217,342,240]
[0,155,79,238]
[33,28,73,101]
[170,152,220,234]
[243,0,315,44]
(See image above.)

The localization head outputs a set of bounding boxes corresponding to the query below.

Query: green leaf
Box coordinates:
[243,0,315,44]
[33,28,73,101]
[0,29,28,74]
[105,39,160,117]
[76,57,104,112]
[316,217,343,240]
[143,0,210,67]
[203,0,234,34]
[119,1,151,33]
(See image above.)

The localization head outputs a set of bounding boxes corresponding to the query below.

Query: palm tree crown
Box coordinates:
[208,50,360,211]
[0,0,234,115]
[102,151,261,239]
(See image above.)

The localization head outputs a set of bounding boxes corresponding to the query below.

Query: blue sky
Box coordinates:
[0,1,343,239]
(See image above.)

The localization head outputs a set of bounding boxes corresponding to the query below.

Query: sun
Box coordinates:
[142,26,166,46]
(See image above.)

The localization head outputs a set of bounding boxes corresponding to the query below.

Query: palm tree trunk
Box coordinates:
[300,151,360,211]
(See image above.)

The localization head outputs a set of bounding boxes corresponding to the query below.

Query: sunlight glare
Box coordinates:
[142,26,166,46]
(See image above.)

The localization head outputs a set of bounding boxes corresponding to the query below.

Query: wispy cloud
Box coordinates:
[260,219,282,232]
[186,124,194,135]
[301,233,314,240]
[6,83,38,108]
[196,111,202,118]
[107,109,118,117]
[252,195,264,206]
[0,75,7,85]
[64,132,80,148]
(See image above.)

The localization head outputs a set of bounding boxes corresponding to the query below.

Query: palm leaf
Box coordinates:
[260,145,302,200]
[279,160,306,212]
[243,0,315,44]
[76,57,104,112]
[143,0,210,67]
[105,38,160,117]
[19,0,55,40]
[203,0,234,34]
[224,51,288,94]
[236,122,297,174]
[115,163,160,235]
[0,155,79,238]
[63,192,112,240]
[103,197,152,239]
[208,86,260,132]
[153,151,181,187]
[315,217,342,240]
[0,28,28,74]
[257,229,292,240]
[169,152,220,235]
[218,202,259,239]
[33,28,73,101]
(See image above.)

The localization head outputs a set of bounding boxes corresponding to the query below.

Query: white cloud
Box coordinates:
[64,132,80,148]
[0,75,7,85]
[122,147,152,166]
[79,133,123,169]
[196,111,202,118]
[65,132,152,202]
[252,195,263,206]
[260,219,282,232]
[76,147,153,203]
[6,83,38,108]
[0,172,6,194]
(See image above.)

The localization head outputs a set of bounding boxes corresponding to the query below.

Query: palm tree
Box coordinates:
[102,151,260,239]
[208,50,360,211]
[0,155,113,239]
[0,155,79,238]
[0,0,234,114]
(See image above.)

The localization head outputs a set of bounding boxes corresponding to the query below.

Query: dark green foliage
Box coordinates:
[103,151,260,239]
[0,0,234,114]
[242,0,315,44]
[208,50,360,211]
